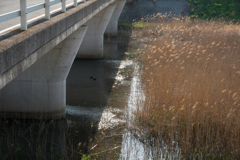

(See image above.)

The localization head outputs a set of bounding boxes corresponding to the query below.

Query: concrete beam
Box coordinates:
[105,0,126,36]
[0,26,88,119]
[76,4,116,59]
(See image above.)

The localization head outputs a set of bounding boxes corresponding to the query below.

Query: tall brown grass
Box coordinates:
[135,14,240,159]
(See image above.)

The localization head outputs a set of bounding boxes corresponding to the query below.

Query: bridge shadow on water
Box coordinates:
[65,27,132,158]
[0,26,133,160]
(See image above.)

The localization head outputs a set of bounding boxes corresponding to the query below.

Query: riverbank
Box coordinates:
[1,15,239,160]
[132,15,240,159]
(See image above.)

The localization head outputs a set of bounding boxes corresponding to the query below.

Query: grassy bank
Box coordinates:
[134,15,240,159]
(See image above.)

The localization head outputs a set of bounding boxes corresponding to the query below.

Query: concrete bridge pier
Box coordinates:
[0,26,88,119]
[76,4,116,59]
[105,0,126,36]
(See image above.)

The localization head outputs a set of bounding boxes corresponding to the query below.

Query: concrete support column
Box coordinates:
[105,0,126,36]
[76,4,116,59]
[0,26,88,119]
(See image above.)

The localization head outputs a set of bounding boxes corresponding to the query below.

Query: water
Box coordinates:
[0,1,191,159]
[65,36,139,159]
[0,0,189,156]
[0,31,145,159]
[0,25,183,159]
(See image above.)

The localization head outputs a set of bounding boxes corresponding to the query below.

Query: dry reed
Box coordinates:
[135,14,240,159]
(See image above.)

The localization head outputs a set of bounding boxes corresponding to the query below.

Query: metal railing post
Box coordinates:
[45,0,50,19]
[62,0,66,12]
[20,0,27,30]
[74,0,77,7]
[1,0,90,30]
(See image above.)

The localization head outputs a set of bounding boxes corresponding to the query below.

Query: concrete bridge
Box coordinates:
[0,0,126,119]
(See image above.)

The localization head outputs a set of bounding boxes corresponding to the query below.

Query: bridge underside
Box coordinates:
[0,0,126,119]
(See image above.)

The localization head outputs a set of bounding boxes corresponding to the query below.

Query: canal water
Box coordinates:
[0,1,189,159]
[65,30,163,159]
[0,26,182,159]
[0,27,154,159]
[66,34,134,159]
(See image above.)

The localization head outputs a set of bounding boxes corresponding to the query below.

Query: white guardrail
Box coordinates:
[0,0,86,31]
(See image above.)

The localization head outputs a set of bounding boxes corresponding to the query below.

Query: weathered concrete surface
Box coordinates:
[0,0,115,90]
[77,4,116,59]
[0,25,88,119]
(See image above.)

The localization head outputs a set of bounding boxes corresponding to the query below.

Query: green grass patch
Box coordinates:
[118,22,152,28]
[118,22,133,28]
[132,22,151,28]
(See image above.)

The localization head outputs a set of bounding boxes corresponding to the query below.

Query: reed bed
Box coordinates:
[134,14,240,159]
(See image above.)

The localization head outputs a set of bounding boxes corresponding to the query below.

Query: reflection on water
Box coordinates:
[0,0,190,158]
[0,36,130,159]
[120,66,149,159]
[120,67,181,160]
[0,33,181,160]
[0,119,67,159]
[66,37,131,159]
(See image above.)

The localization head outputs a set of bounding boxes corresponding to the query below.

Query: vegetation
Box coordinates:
[134,14,240,159]
[119,22,151,28]
[189,0,240,21]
